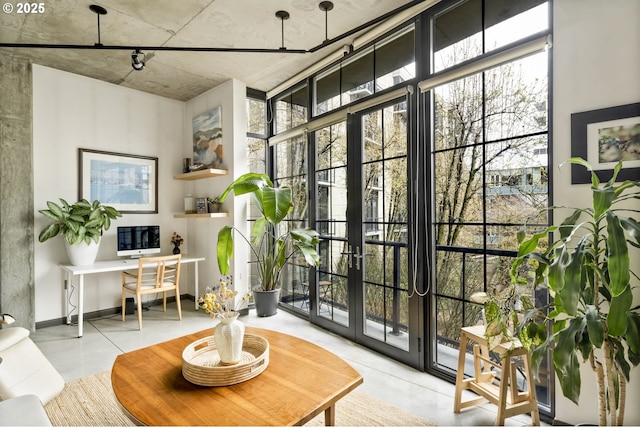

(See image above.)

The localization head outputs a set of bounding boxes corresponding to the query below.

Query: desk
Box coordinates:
[60,256,205,337]
[111,326,363,426]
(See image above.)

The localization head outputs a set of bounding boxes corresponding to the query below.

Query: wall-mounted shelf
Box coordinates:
[173,168,229,181]
[174,212,229,219]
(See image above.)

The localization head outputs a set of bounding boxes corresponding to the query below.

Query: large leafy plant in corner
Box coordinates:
[38,198,121,244]
[510,158,639,426]
[216,173,320,291]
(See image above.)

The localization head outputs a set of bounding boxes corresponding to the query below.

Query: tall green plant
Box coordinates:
[39,198,121,245]
[216,173,320,291]
[510,158,640,426]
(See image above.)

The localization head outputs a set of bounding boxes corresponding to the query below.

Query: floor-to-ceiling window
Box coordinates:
[423,0,552,416]
[265,0,552,417]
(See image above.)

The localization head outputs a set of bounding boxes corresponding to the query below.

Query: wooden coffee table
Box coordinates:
[111,326,363,426]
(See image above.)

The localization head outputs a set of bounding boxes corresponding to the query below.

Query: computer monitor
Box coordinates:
[116,225,161,258]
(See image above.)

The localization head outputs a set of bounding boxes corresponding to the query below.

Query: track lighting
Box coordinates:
[131,49,145,70]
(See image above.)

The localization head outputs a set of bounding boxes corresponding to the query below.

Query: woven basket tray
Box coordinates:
[182,333,269,386]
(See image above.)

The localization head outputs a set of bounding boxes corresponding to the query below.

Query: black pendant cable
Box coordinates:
[275,10,290,50]
[319,1,334,43]
[89,4,107,47]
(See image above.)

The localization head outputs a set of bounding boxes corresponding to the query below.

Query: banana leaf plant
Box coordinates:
[504,158,640,426]
[216,172,320,292]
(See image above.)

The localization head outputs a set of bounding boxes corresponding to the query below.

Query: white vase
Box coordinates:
[65,240,100,266]
[214,312,244,365]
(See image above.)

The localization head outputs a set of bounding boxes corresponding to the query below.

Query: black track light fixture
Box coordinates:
[131,49,145,70]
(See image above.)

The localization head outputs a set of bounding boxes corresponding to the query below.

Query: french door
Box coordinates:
[309,98,422,368]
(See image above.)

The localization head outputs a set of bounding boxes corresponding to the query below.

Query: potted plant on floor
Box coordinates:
[38,198,122,265]
[483,159,639,426]
[216,172,320,316]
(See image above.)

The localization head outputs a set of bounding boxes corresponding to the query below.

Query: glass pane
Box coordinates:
[435,250,462,298]
[433,74,483,151]
[364,243,384,285]
[279,261,309,308]
[363,110,383,162]
[435,295,463,344]
[330,122,347,168]
[275,98,290,134]
[246,137,266,174]
[246,98,265,135]
[433,0,482,72]
[317,168,347,223]
[317,122,347,170]
[485,53,548,141]
[341,48,374,106]
[319,275,348,326]
[275,85,308,134]
[433,150,483,224]
[274,136,306,179]
[376,26,416,91]
[485,2,549,51]
[315,63,340,114]
[363,281,386,339]
[317,127,331,170]
[383,285,409,351]
[383,158,407,225]
[383,104,408,158]
[291,85,308,128]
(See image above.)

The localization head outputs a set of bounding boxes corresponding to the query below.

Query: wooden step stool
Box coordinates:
[453,325,540,426]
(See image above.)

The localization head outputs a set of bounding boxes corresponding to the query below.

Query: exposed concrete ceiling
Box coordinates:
[0,0,416,101]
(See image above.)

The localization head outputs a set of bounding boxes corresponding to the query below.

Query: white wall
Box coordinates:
[552,0,640,424]
[33,65,186,322]
[182,79,250,304]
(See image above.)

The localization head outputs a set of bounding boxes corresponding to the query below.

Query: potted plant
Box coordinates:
[482,158,639,426]
[38,198,122,265]
[208,197,223,213]
[216,172,320,316]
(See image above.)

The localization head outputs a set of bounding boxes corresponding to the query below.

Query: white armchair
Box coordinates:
[0,319,64,405]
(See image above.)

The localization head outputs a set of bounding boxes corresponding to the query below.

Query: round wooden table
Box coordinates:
[111,326,363,426]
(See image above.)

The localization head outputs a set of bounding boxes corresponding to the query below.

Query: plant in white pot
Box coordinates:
[38,198,122,265]
[216,172,320,316]
[481,159,639,426]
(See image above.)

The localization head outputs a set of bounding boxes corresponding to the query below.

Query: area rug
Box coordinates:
[45,371,435,426]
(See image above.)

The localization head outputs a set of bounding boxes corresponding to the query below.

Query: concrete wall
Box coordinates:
[552,0,640,424]
[0,53,34,330]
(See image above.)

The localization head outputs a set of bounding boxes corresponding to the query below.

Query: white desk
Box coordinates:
[60,256,205,337]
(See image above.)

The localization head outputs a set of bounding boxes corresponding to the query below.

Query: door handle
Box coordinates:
[354,246,373,270]
[340,245,353,269]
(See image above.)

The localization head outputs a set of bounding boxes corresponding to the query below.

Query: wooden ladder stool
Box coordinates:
[453,325,540,426]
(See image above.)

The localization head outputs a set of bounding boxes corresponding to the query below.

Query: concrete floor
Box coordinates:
[31,303,541,426]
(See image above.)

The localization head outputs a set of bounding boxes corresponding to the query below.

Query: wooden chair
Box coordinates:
[121,254,182,330]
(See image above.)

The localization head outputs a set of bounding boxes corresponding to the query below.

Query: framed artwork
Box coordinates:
[571,102,640,184]
[79,148,158,213]
[192,106,223,169]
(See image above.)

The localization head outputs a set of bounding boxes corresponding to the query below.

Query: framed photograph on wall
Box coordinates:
[571,102,640,184]
[79,148,158,213]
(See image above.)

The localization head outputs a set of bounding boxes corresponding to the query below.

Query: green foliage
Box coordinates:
[216,173,320,291]
[507,158,639,418]
[38,199,122,245]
